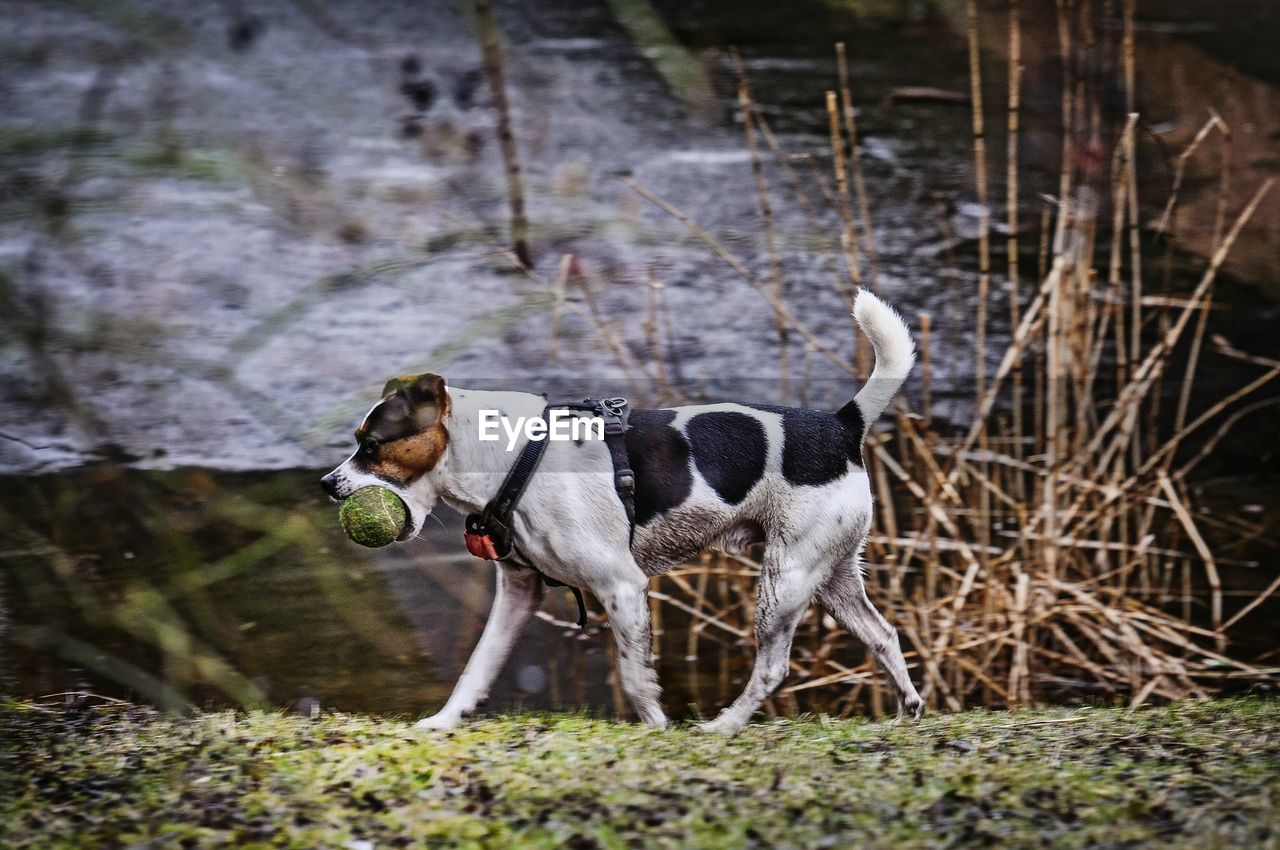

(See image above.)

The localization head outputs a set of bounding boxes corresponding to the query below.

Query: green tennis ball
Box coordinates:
[338,486,408,548]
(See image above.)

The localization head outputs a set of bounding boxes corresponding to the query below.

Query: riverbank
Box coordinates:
[2,698,1276,848]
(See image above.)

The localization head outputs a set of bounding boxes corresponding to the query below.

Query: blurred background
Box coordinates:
[1,0,1277,719]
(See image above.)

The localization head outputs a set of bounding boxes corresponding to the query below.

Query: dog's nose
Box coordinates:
[320,473,341,499]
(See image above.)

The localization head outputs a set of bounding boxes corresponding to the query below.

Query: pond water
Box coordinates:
[3,465,802,717]
[1,0,1277,716]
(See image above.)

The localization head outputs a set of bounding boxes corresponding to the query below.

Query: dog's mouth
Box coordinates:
[396,514,418,541]
[396,496,430,542]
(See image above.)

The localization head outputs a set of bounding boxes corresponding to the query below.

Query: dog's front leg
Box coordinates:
[598,579,668,728]
[414,563,544,730]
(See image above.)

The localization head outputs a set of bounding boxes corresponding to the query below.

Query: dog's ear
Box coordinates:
[382,373,445,399]
[384,373,448,427]
[403,373,446,406]
[382,376,408,398]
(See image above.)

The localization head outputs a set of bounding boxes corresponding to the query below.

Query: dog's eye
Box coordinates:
[361,439,380,458]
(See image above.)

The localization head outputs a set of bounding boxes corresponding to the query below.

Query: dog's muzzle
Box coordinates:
[320,472,341,499]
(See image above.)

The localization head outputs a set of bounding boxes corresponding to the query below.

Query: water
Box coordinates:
[0,0,987,475]
[1,0,1277,715]
[0,465,755,717]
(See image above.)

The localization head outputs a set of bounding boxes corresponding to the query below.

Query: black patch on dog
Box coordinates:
[835,398,866,438]
[687,411,766,505]
[751,404,865,486]
[626,409,692,525]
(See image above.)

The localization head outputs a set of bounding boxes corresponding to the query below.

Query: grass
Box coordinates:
[2,698,1276,848]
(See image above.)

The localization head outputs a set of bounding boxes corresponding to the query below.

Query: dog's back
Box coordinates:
[625,290,915,572]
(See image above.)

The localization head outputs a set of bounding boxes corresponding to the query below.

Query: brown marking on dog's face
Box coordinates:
[353,373,450,485]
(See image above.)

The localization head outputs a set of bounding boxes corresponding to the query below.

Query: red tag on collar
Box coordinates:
[464,530,501,561]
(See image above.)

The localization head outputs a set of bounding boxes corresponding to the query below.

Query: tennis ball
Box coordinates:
[338,486,407,548]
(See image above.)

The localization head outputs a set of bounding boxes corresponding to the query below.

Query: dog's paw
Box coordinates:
[695,716,745,736]
[895,696,925,723]
[413,713,461,731]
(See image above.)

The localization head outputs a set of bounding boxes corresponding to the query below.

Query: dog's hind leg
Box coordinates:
[817,554,924,720]
[697,548,827,735]
[414,564,544,730]
[597,577,668,728]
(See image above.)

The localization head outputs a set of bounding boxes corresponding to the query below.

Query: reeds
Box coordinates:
[474,0,532,267]
[612,4,1280,715]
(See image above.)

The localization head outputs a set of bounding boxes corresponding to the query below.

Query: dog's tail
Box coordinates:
[839,289,915,434]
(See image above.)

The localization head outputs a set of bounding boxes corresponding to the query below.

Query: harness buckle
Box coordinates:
[601,398,628,436]
[600,396,628,417]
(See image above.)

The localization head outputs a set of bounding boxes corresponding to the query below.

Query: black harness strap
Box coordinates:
[463,405,552,562]
[463,396,636,629]
[600,398,637,547]
[549,396,635,545]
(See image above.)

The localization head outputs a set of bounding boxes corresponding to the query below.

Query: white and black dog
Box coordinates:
[321,289,924,734]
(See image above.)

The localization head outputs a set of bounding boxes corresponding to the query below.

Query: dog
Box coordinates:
[321,289,925,734]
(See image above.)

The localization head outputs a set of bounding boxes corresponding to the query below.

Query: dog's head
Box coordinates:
[321,373,451,541]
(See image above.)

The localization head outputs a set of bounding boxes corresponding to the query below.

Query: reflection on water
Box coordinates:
[0,465,629,717]
[3,461,1273,718]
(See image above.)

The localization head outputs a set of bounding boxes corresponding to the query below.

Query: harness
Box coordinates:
[462,396,636,628]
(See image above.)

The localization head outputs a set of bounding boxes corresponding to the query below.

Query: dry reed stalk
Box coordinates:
[868,437,899,597]
[1124,114,1143,462]
[1052,0,1076,254]
[1210,110,1233,249]
[1104,363,1280,503]
[642,272,676,401]
[1221,573,1280,633]
[1172,285,1212,445]
[744,102,853,312]
[1173,120,1232,435]
[964,0,996,647]
[1157,473,1222,646]
[434,209,672,405]
[796,343,814,407]
[548,253,572,363]
[1075,179,1272,478]
[1154,114,1227,236]
[474,0,531,267]
[1093,118,1133,388]
[745,103,827,233]
[835,42,879,291]
[1006,0,1025,485]
[965,0,993,405]
[919,313,933,426]
[824,90,865,365]
[733,49,791,404]
[578,280,650,402]
[958,180,1267,559]
[1122,0,1135,114]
